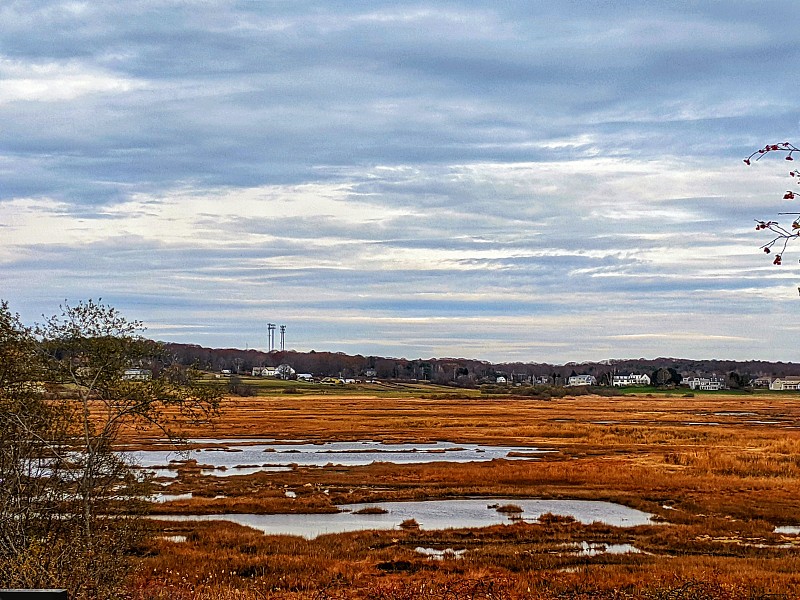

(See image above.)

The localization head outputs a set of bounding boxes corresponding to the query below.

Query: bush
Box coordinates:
[496,504,523,514]
[228,376,256,396]
[538,512,577,525]
[353,506,389,515]
[399,518,420,530]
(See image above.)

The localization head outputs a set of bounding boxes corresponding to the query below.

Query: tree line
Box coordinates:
[163,342,799,386]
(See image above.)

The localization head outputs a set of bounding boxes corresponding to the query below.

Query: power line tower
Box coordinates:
[267,323,276,351]
[279,325,286,351]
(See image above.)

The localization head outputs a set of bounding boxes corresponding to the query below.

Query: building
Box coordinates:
[252,366,278,377]
[681,377,725,391]
[612,373,651,387]
[275,364,296,380]
[122,368,152,381]
[769,376,800,391]
[496,376,507,384]
[566,374,597,387]
[751,376,774,388]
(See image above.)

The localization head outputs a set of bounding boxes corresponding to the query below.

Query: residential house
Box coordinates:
[275,364,296,380]
[122,368,152,381]
[252,366,278,377]
[751,376,774,388]
[566,374,597,387]
[769,376,800,391]
[612,373,651,387]
[681,376,725,391]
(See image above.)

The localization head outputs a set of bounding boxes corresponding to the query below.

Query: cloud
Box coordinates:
[0,56,144,103]
[1,1,799,362]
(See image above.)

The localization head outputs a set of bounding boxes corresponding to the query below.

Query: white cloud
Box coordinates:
[0,56,145,103]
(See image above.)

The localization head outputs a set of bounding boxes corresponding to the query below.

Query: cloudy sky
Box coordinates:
[3,1,800,363]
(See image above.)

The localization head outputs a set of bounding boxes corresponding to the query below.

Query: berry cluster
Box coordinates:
[744,142,797,165]
[745,143,800,266]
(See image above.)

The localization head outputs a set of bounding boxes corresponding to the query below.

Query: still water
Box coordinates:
[128,440,551,477]
[152,498,654,538]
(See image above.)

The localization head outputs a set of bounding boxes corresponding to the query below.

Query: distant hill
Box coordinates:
[161,342,800,385]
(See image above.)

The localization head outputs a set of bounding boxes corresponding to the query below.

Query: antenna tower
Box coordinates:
[279,325,286,351]
[267,323,276,351]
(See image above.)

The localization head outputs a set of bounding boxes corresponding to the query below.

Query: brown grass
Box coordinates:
[352,506,389,515]
[115,392,800,598]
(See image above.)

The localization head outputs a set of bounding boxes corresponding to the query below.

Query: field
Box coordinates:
[123,385,800,599]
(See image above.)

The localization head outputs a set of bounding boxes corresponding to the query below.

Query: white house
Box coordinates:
[769,377,800,391]
[751,376,774,388]
[681,377,724,391]
[123,368,151,381]
[275,364,296,380]
[496,376,507,384]
[252,366,278,377]
[296,373,314,382]
[612,373,651,387]
[566,374,597,387]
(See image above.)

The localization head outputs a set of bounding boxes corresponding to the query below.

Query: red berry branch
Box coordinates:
[743,141,799,166]
[745,142,800,266]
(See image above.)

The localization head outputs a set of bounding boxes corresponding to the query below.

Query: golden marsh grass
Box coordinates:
[120,391,800,598]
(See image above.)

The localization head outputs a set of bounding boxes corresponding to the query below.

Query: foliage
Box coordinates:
[227,375,256,397]
[36,300,221,534]
[0,301,76,588]
[651,367,681,388]
[0,299,222,598]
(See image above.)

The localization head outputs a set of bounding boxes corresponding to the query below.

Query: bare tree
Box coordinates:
[745,142,800,266]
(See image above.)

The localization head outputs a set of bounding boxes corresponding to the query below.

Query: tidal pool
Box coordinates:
[152,498,655,538]
[574,541,639,556]
[775,526,800,534]
[415,547,467,559]
[127,440,551,477]
[150,492,193,503]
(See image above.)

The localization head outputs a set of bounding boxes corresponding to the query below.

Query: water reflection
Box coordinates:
[775,526,800,534]
[150,492,193,503]
[573,541,639,556]
[415,547,467,559]
[128,440,551,478]
[152,498,654,538]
